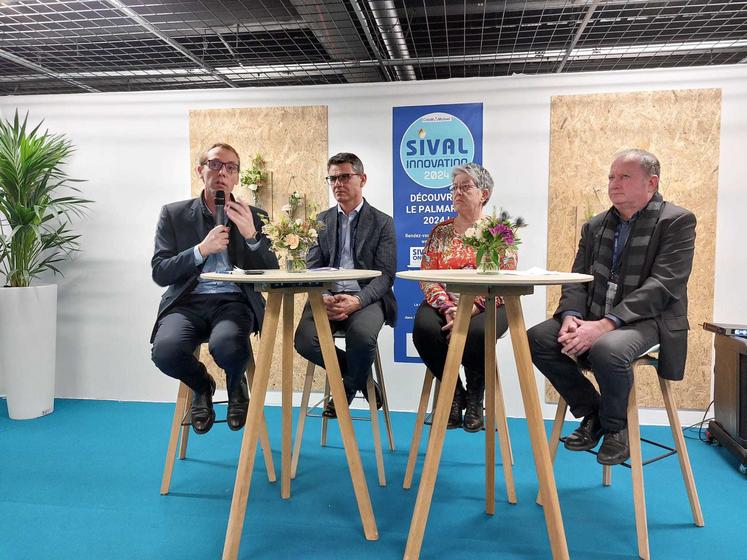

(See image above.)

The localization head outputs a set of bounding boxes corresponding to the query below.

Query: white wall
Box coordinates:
[2,64,745,426]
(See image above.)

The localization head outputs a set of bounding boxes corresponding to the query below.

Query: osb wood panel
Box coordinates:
[544,89,721,410]
[189,106,328,391]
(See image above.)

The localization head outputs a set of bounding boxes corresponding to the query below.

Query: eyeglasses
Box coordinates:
[204,159,240,175]
[448,183,478,194]
[325,173,361,185]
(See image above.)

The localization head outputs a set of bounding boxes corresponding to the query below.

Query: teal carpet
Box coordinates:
[0,398,744,559]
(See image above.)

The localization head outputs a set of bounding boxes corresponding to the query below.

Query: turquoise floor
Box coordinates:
[1,398,745,559]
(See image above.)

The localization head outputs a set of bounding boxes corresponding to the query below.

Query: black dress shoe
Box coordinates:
[597,428,630,465]
[226,377,249,431]
[364,381,383,410]
[191,376,216,435]
[564,413,604,451]
[322,391,355,419]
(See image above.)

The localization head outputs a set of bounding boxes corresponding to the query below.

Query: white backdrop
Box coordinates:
[1,64,745,426]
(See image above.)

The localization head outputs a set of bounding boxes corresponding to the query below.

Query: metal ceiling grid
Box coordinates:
[0,0,745,96]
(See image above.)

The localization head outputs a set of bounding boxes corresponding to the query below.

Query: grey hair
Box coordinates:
[451,162,494,206]
[613,148,661,180]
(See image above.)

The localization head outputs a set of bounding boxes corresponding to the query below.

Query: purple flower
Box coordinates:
[489,223,514,245]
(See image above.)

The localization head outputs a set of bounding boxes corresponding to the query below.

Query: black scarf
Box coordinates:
[587,191,664,320]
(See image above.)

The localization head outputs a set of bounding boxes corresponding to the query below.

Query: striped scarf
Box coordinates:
[587,191,664,320]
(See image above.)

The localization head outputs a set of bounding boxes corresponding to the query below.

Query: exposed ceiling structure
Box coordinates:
[0,0,745,96]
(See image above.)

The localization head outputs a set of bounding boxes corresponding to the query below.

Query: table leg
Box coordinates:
[484,298,497,515]
[308,292,379,541]
[222,292,282,560]
[404,297,473,559]
[281,292,294,499]
[504,296,569,560]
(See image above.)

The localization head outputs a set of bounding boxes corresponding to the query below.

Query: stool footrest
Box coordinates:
[558,435,677,468]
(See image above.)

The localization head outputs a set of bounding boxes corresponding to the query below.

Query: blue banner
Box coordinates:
[393,103,483,363]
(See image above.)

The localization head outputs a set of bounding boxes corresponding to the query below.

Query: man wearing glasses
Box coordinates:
[294,152,397,417]
[150,143,278,434]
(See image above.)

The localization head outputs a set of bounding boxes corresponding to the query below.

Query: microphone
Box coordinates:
[214,190,226,226]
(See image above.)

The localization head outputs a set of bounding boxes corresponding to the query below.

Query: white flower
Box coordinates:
[285,233,300,250]
[308,228,317,238]
[295,218,303,226]
[247,183,258,191]
[464,227,476,239]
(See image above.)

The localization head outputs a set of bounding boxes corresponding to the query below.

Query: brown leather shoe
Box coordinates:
[191,376,216,435]
[226,377,249,431]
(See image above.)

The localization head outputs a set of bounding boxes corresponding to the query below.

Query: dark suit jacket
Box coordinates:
[308,198,397,326]
[150,194,279,342]
[555,200,696,380]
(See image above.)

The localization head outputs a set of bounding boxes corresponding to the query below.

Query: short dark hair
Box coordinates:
[327,152,364,174]
[198,142,240,167]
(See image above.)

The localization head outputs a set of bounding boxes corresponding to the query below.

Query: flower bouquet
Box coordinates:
[239,153,267,207]
[461,208,527,274]
[262,191,323,272]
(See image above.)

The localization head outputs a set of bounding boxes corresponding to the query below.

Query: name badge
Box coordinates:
[605,282,618,314]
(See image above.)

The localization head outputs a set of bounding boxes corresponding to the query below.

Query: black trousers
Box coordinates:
[412,301,509,393]
[151,293,254,393]
[527,317,659,432]
[294,300,386,396]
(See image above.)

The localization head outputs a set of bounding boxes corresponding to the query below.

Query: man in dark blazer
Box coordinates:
[151,143,278,434]
[294,152,396,417]
[528,148,696,465]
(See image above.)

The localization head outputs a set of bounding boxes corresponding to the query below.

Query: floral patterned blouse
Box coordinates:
[420,217,517,313]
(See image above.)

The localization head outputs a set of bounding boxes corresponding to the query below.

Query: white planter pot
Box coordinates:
[0,284,57,419]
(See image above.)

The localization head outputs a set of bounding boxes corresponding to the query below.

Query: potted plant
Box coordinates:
[239,153,268,207]
[0,112,90,419]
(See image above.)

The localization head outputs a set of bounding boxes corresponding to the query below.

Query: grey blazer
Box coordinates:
[555,200,696,380]
[150,194,279,342]
[308,199,397,326]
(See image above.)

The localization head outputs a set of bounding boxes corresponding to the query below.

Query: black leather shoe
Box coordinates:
[597,428,630,465]
[322,391,355,419]
[191,376,216,435]
[364,381,383,410]
[463,389,484,433]
[226,377,249,431]
[564,413,604,451]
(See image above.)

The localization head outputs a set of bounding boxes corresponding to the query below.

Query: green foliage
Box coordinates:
[0,111,90,287]
[240,153,267,188]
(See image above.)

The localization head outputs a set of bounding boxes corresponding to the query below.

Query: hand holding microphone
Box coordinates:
[198,190,229,257]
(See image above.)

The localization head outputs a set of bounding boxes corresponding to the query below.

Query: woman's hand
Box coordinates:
[441,304,481,340]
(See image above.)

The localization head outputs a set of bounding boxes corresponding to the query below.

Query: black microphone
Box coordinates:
[214,190,226,226]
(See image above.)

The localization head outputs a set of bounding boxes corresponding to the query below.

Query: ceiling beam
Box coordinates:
[103,0,238,88]
[0,48,99,93]
[556,0,601,72]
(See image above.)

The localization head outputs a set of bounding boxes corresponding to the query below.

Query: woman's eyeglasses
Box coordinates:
[448,183,477,194]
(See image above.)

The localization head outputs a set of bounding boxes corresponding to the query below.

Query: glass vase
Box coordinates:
[477,253,505,275]
[285,249,307,273]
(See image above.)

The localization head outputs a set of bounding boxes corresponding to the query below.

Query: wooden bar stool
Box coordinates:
[291,334,394,487]
[403,366,517,506]
[538,346,704,559]
[160,345,276,495]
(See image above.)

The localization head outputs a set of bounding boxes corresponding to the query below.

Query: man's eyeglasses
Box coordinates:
[448,183,477,194]
[204,159,240,175]
[325,173,361,185]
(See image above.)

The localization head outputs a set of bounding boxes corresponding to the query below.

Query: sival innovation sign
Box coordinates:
[392,103,483,363]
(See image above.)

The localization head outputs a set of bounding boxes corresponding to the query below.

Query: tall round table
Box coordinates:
[396,269,593,560]
[200,269,382,560]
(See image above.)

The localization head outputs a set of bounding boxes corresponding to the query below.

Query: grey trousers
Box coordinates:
[527,317,659,432]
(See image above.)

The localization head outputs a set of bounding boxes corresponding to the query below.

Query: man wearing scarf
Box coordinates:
[528,148,696,465]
